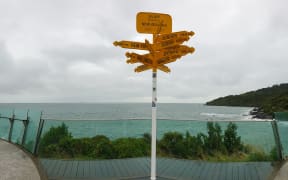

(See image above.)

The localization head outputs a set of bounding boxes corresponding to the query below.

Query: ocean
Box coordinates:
[0,103,251,120]
[0,103,281,154]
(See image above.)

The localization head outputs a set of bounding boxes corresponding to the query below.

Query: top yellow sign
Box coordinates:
[136,12,172,34]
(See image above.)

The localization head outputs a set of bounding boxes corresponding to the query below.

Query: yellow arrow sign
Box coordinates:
[155,45,195,59]
[126,52,153,65]
[134,64,152,72]
[134,64,170,73]
[156,47,195,65]
[113,41,149,51]
[157,64,171,73]
[157,54,182,65]
[153,37,189,50]
[155,31,194,42]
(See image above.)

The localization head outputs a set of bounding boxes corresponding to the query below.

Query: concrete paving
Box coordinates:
[0,140,41,180]
[274,161,288,180]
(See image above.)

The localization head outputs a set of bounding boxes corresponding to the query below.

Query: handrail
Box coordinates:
[0,109,285,160]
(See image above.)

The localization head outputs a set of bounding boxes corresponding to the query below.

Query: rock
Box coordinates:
[250,107,273,119]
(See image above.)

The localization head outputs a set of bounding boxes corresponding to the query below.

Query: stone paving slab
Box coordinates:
[274,161,288,180]
[0,140,41,180]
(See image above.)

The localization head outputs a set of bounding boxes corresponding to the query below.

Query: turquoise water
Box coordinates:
[0,103,286,155]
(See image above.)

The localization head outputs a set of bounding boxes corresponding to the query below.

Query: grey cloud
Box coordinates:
[43,44,120,63]
[0,41,13,72]
[0,0,288,103]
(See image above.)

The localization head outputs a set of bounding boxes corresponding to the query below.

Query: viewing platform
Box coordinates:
[1,139,288,180]
[1,108,288,179]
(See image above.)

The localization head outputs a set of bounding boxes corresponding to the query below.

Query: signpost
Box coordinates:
[114,12,195,180]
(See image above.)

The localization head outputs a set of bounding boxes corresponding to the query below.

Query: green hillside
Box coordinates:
[206,83,288,116]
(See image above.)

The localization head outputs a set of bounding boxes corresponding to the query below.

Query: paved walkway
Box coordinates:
[0,140,41,180]
[274,161,288,180]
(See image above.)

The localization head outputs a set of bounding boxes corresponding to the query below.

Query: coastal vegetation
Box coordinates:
[206,83,288,117]
[38,123,277,161]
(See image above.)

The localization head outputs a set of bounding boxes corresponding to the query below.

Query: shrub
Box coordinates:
[224,122,243,154]
[112,138,149,158]
[91,135,115,159]
[39,123,72,156]
[159,132,186,158]
[204,122,226,154]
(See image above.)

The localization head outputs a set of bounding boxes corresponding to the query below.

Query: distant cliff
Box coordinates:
[206,83,288,118]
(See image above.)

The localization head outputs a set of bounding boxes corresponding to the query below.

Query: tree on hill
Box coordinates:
[206,83,288,116]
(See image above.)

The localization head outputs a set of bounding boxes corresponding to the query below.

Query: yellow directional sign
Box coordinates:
[126,52,153,65]
[135,64,170,73]
[157,64,171,73]
[114,12,195,74]
[113,41,149,51]
[155,45,195,59]
[157,55,182,65]
[134,64,152,73]
[153,37,189,50]
[136,12,172,34]
[155,31,194,42]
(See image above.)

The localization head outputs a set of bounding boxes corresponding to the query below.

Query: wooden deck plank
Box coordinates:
[177,160,195,179]
[219,162,228,180]
[246,164,259,180]
[109,159,123,177]
[224,162,234,180]
[198,161,212,179]
[114,159,128,177]
[57,160,68,177]
[43,159,54,176]
[231,164,236,180]
[158,158,173,177]
[129,158,146,177]
[90,160,101,178]
[238,163,246,180]
[76,161,86,178]
[203,162,217,180]
[255,162,271,180]
[46,159,59,177]
[175,160,190,179]
[189,160,204,179]
[63,160,74,177]
[186,160,200,179]
[135,157,150,176]
[212,162,223,180]
[99,160,109,178]
[245,164,252,180]
[71,160,79,177]
[124,158,138,177]
[108,159,119,178]
[83,160,91,178]
[157,158,176,177]
[159,159,180,178]
[157,158,168,175]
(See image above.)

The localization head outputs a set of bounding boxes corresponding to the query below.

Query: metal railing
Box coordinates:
[0,108,287,161]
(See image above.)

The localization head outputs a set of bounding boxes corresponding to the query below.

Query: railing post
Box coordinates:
[33,112,45,156]
[8,112,15,142]
[21,110,30,146]
[271,120,283,160]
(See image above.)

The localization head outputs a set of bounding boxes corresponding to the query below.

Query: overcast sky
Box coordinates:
[0,0,287,103]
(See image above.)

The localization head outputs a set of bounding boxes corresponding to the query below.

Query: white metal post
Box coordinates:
[151,71,157,180]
